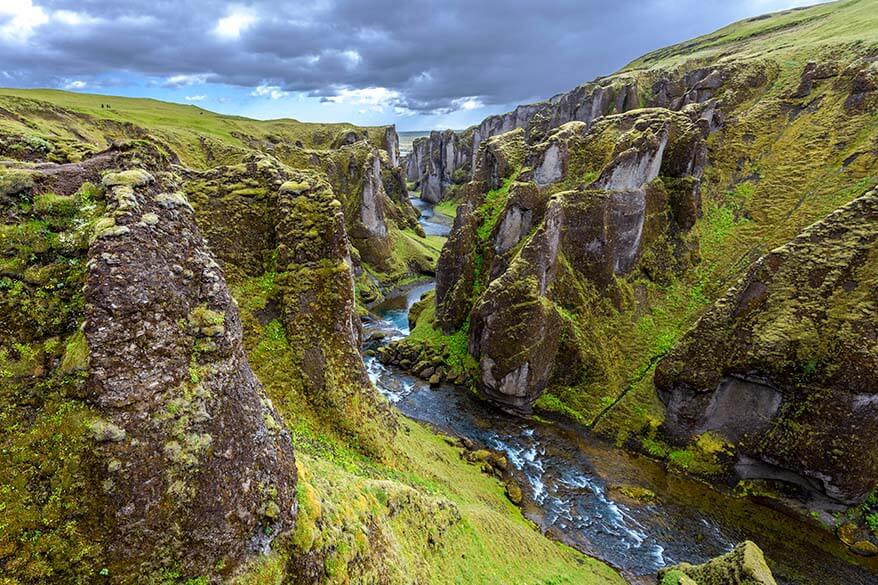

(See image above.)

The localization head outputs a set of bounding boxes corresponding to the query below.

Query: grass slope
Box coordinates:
[0,88,389,168]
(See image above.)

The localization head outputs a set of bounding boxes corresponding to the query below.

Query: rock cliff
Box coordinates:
[655,190,878,504]
[0,150,297,582]
[422,0,878,526]
[402,68,715,201]
[434,109,706,412]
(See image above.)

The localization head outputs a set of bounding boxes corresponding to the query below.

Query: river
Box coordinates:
[362,196,878,585]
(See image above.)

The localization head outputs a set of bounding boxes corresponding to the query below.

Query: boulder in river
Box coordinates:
[657,541,778,585]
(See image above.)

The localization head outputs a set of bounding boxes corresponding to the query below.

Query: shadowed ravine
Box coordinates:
[363,200,878,585]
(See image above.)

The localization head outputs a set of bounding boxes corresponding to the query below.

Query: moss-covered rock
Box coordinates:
[656,190,878,504]
[658,541,778,585]
[84,169,298,580]
[441,108,705,412]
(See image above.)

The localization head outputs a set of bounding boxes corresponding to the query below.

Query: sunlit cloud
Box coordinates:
[214,6,256,39]
[0,0,49,42]
[251,84,289,100]
[163,74,210,87]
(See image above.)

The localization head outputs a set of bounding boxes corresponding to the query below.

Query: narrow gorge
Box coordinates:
[1,1,877,584]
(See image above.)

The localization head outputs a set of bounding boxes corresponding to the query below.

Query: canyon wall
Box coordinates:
[422,0,878,526]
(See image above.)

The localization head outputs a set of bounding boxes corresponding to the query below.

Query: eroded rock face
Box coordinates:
[435,195,481,333]
[274,175,395,454]
[655,190,878,504]
[469,201,564,411]
[533,143,564,187]
[843,58,878,111]
[455,110,705,411]
[358,150,389,239]
[85,170,297,579]
[384,125,400,168]
[186,159,396,456]
[406,129,471,203]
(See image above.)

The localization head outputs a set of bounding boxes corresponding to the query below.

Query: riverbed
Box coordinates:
[363,198,878,585]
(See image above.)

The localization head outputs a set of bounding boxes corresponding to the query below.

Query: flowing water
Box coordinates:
[408,193,452,236]
[363,198,878,585]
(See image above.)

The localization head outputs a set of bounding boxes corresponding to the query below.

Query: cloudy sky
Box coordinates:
[0,0,825,130]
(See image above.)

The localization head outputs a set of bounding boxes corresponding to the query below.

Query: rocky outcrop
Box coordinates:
[360,150,389,238]
[384,125,400,168]
[658,541,778,585]
[404,129,472,203]
[274,175,395,454]
[435,194,481,332]
[376,336,472,387]
[184,144,419,281]
[183,157,396,455]
[448,109,706,412]
[468,203,565,412]
[655,190,878,504]
[348,148,395,270]
[843,58,878,111]
[85,169,297,579]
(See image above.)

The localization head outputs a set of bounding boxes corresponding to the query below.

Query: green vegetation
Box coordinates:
[407,300,476,373]
[0,88,391,168]
[0,181,106,583]
[626,0,878,72]
[533,0,878,451]
[476,178,514,241]
[433,199,460,218]
[237,422,624,585]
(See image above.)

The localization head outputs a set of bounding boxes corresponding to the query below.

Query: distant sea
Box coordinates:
[398,131,431,157]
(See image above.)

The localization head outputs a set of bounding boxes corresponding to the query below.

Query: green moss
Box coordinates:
[0,395,104,583]
[188,304,225,328]
[660,569,696,585]
[33,193,78,217]
[408,301,477,373]
[101,168,154,188]
[0,180,106,580]
[0,168,34,196]
[59,329,89,374]
[434,199,460,218]
[660,541,777,585]
[279,180,310,194]
[534,392,588,425]
[665,433,732,476]
[476,178,514,241]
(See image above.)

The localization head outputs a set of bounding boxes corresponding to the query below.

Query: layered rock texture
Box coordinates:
[421,0,878,524]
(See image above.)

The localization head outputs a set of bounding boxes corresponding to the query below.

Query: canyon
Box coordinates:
[1,0,878,584]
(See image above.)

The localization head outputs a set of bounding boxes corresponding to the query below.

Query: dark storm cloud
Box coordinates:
[0,0,814,113]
